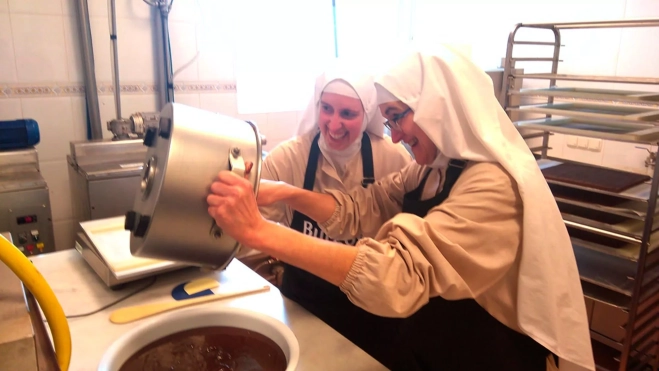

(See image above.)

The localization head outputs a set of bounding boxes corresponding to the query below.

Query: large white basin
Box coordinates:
[98,306,299,370]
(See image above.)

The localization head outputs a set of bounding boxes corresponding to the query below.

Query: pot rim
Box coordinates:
[97,305,300,371]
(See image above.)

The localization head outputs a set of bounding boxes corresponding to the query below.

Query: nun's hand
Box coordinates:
[207,170,264,246]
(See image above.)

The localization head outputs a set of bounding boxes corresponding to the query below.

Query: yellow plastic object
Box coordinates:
[183,277,220,295]
[0,234,71,371]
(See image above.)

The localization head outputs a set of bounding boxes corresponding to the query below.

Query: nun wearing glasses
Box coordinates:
[208,46,595,371]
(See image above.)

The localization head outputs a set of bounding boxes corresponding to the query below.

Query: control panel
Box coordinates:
[5,205,55,256]
[13,223,44,255]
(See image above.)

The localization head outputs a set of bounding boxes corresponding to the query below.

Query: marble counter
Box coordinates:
[29,250,386,371]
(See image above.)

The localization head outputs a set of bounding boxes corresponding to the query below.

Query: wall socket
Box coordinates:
[566,135,602,152]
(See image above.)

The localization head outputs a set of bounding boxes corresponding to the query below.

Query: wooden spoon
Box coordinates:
[109,285,271,324]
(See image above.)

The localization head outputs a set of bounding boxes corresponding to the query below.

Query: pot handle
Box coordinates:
[229,147,245,177]
[209,147,248,243]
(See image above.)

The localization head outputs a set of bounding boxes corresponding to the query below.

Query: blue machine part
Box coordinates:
[0,119,40,150]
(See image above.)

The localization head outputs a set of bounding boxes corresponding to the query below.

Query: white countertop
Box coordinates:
[31,250,386,371]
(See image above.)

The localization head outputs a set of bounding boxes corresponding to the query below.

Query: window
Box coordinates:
[234,0,337,114]
[234,0,415,115]
[334,0,414,60]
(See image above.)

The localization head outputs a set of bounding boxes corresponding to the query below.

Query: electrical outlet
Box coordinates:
[577,137,589,149]
[587,139,602,152]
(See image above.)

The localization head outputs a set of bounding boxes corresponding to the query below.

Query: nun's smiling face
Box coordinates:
[379,101,437,165]
[318,92,365,151]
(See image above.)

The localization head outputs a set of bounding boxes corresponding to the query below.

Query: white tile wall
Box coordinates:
[0,0,8,13]
[61,0,108,17]
[174,93,200,108]
[601,141,656,175]
[116,18,155,82]
[199,93,238,116]
[195,6,236,82]
[169,20,199,81]
[0,13,17,83]
[557,28,622,76]
[63,16,84,82]
[263,112,298,151]
[0,99,22,119]
[20,97,75,162]
[197,47,236,82]
[114,0,151,20]
[617,0,659,80]
[8,0,62,15]
[11,14,68,82]
[168,0,199,23]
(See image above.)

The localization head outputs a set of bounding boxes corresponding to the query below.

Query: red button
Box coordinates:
[25,216,33,223]
[26,244,34,251]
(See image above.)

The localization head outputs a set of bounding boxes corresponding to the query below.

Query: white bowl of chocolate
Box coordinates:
[98,306,300,371]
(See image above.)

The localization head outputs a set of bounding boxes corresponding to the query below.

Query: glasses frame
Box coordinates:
[383,108,412,131]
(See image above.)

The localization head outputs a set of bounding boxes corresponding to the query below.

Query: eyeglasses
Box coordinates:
[383,108,411,132]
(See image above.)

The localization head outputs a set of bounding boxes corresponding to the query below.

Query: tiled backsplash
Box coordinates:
[1,80,236,98]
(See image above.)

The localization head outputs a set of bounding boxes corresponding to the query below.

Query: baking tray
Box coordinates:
[559,202,659,241]
[550,183,652,220]
[567,225,659,265]
[514,117,659,142]
[538,160,656,202]
[510,102,659,123]
[581,281,630,310]
[512,87,659,105]
[573,243,659,297]
[541,161,651,193]
[512,72,659,85]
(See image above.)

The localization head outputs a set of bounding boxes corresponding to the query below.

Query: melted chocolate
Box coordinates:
[119,326,287,371]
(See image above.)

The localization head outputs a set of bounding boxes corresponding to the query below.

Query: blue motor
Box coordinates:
[0,119,40,150]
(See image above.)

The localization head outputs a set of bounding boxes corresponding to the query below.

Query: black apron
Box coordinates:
[399,160,549,371]
[280,132,410,370]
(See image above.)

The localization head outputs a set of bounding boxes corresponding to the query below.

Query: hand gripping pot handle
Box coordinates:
[209,147,248,240]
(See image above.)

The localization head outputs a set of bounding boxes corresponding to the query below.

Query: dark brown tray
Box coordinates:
[542,163,651,193]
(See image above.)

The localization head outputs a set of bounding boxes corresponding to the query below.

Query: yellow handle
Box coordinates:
[109,285,271,324]
[0,235,71,371]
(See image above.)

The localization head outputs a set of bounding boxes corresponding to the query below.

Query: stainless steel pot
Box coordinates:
[125,103,262,269]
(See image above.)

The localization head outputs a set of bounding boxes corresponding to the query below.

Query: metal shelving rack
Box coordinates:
[500,19,659,371]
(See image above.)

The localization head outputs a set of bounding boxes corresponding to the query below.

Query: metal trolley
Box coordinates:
[500,18,659,371]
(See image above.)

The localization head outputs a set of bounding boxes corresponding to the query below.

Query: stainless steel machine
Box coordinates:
[74,215,186,289]
[68,138,146,222]
[0,148,55,256]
